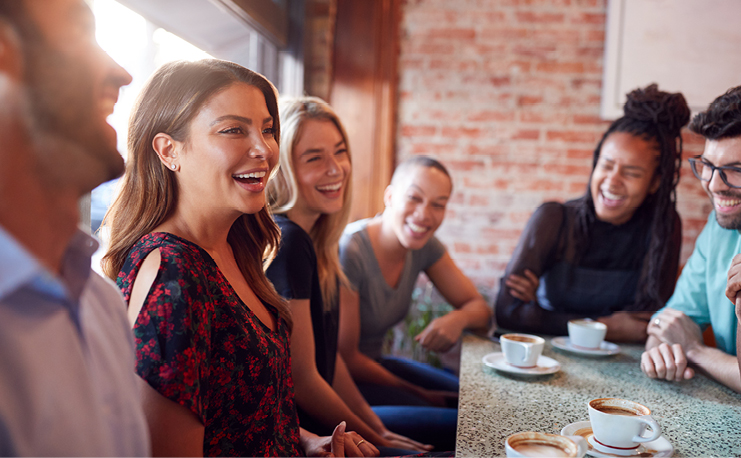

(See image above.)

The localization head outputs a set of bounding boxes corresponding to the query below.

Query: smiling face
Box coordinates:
[22,0,132,192]
[385,165,452,250]
[699,136,741,229]
[289,119,351,228]
[590,132,660,225]
[175,83,277,217]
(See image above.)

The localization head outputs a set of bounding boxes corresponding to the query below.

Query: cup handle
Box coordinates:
[633,416,661,443]
[566,436,588,458]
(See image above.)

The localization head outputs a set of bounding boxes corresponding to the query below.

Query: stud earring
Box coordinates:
[171,164,177,170]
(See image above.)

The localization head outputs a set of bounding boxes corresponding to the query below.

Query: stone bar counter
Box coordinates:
[455,333,741,457]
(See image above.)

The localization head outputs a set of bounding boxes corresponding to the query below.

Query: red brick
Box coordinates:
[454,242,472,254]
[441,126,485,139]
[467,111,515,122]
[536,61,585,74]
[401,124,437,137]
[547,130,601,143]
[517,95,544,106]
[469,195,489,206]
[511,129,540,140]
[572,114,605,125]
[428,28,476,41]
[566,148,595,159]
[571,12,606,25]
[445,160,486,171]
[550,164,592,176]
[476,244,499,255]
[516,11,565,23]
[586,29,605,42]
[512,45,557,60]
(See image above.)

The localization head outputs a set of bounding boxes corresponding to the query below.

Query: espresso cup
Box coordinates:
[500,333,545,368]
[588,398,661,455]
[568,319,607,349]
[505,431,588,458]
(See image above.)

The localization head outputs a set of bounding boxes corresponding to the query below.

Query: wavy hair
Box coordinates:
[574,84,690,310]
[267,97,352,309]
[689,85,741,140]
[101,59,291,329]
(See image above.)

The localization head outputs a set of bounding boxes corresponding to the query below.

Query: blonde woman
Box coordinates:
[267,97,456,453]
[102,61,374,457]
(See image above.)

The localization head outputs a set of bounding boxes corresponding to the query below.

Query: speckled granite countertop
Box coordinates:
[456,334,741,457]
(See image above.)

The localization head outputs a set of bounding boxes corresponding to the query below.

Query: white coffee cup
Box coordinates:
[500,333,545,367]
[568,319,607,349]
[588,398,661,455]
[505,431,588,458]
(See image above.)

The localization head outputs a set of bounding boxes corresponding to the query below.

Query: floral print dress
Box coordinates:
[118,232,301,457]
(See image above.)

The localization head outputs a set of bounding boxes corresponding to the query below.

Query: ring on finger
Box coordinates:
[356,440,366,447]
[653,318,661,327]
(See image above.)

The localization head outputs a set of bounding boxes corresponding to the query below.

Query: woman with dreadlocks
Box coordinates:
[495,84,690,343]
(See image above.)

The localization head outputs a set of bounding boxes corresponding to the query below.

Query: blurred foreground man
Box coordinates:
[0,0,149,455]
[641,86,741,393]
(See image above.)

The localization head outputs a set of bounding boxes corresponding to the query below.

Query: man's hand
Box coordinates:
[505,269,539,302]
[302,422,379,457]
[726,254,741,305]
[641,342,695,381]
[647,309,703,353]
[415,312,466,352]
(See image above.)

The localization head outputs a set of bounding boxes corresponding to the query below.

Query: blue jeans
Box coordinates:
[357,356,460,407]
[373,405,458,453]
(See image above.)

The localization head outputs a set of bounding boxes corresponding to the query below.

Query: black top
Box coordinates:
[267,215,339,384]
[495,200,681,336]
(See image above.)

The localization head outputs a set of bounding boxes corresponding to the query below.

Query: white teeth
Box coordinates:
[407,221,427,234]
[716,198,741,207]
[233,171,266,179]
[317,182,342,192]
[602,190,625,201]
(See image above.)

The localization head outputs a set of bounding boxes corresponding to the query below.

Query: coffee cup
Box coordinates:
[568,319,607,349]
[505,431,588,458]
[500,333,545,368]
[587,398,661,455]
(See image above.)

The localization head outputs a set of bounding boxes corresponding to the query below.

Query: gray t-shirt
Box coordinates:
[339,218,446,360]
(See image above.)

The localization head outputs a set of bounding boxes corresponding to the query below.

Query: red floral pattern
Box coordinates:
[118,232,301,457]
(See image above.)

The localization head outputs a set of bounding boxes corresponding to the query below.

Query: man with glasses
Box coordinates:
[641,86,741,392]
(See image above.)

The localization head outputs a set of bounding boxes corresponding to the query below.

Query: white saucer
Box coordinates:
[551,336,621,356]
[482,352,560,376]
[560,421,673,457]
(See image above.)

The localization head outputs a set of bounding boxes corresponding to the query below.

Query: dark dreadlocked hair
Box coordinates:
[574,84,690,310]
[688,85,741,140]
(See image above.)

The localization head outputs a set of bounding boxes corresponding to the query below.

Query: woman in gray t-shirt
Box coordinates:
[338,156,492,408]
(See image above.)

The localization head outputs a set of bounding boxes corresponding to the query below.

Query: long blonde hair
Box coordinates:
[101,59,291,329]
[268,97,352,309]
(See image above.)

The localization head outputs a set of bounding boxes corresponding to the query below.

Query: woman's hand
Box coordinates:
[505,269,540,302]
[379,429,433,452]
[415,311,467,352]
[302,422,380,457]
[597,311,653,343]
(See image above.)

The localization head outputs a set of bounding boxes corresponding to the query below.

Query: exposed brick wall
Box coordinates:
[396,0,711,297]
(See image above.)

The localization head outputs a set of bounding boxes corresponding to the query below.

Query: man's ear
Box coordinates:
[0,20,23,80]
[152,133,180,171]
[383,184,394,208]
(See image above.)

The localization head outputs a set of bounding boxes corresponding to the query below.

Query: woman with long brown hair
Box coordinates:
[101,60,375,457]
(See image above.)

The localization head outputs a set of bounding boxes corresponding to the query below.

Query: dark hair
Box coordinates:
[575,84,690,310]
[102,59,292,330]
[391,155,453,191]
[689,85,741,140]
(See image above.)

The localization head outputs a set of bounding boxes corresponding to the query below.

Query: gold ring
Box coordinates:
[356,440,366,447]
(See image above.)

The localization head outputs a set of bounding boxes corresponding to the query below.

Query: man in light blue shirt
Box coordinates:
[641,86,741,393]
[0,0,149,455]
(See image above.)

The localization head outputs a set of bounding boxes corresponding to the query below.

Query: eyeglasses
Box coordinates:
[688,156,741,189]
